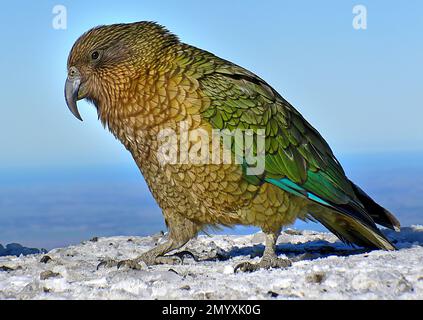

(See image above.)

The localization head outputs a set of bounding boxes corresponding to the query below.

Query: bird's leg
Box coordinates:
[98,214,201,270]
[235,231,292,272]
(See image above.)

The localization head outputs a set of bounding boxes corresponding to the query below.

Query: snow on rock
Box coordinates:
[0,226,423,300]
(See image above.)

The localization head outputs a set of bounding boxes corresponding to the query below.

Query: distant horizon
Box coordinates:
[0,150,423,185]
[1,151,422,250]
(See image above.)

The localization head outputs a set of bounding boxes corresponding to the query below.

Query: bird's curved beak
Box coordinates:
[65,67,83,121]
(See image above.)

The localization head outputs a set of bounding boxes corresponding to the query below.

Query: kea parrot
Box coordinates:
[65,21,400,272]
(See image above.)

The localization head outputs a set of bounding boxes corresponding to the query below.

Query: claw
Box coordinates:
[96,262,106,270]
[96,259,118,270]
[234,262,259,273]
[155,255,183,265]
[235,257,292,273]
[170,250,199,262]
[117,259,145,270]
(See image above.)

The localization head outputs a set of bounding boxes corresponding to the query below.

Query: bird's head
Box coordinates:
[65,21,179,121]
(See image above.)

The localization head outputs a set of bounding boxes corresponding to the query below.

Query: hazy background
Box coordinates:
[0,0,422,249]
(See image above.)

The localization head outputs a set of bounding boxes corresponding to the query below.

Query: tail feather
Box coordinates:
[308,204,397,251]
[350,181,401,232]
[306,180,400,251]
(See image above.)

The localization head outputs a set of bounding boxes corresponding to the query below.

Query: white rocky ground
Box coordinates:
[1,226,423,300]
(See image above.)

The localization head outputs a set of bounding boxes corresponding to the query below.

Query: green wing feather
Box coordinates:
[186,50,358,208]
[174,47,398,250]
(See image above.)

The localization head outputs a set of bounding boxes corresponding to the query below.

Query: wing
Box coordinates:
[179,48,377,225]
[171,46,398,250]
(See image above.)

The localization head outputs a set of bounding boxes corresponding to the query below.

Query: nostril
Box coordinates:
[68,66,80,79]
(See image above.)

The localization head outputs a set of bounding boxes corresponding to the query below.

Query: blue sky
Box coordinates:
[0,0,422,170]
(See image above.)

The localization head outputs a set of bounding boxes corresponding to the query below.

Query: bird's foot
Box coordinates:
[117,254,185,269]
[97,251,199,270]
[96,256,180,270]
[234,256,292,273]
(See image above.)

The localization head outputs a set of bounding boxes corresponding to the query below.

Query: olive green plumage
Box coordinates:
[186,48,400,249]
[65,22,400,268]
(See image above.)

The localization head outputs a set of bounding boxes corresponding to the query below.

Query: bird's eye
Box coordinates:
[91,51,100,60]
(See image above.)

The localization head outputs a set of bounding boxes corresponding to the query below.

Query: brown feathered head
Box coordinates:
[65,21,178,121]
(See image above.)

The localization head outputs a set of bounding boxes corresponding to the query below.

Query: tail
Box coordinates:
[308,181,400,251]
[350,181,400,232]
